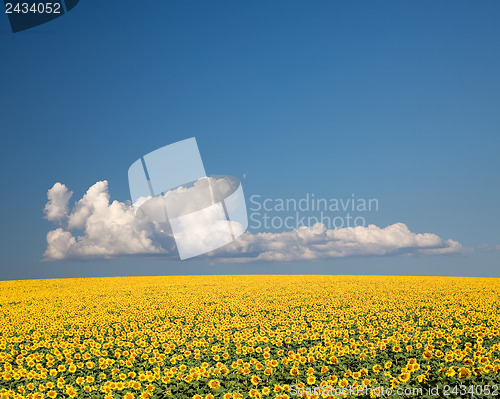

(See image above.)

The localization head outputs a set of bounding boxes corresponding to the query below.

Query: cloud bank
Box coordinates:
[213,222,466,262]
[43,181,172,261]
[43,181,468,262]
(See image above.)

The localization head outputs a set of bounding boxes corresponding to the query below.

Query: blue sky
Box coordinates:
[1,0,499,280]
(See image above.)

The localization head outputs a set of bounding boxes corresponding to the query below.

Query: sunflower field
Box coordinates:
[0,275,499,399]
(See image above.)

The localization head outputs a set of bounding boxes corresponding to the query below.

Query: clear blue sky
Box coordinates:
[1,0,499,280]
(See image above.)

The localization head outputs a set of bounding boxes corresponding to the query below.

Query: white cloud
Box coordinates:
[43,181,171,261]
[44,181,469,261]
[212,222,469,262]
[43,182,73,222]
[476,244,500,253]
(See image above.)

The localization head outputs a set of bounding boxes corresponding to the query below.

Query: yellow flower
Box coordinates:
[66,387,77,398]
[251,375,262,385]
[1,275,499,398]
[339,379,348,387]
[445,367,456,377]
[372,364,382,374]
[458,367,471,378]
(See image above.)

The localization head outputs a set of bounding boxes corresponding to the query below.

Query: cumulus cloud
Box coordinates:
[212,223,468,262]
[43,181,468,261]
[44,182,73,222]
[43,181,173,261]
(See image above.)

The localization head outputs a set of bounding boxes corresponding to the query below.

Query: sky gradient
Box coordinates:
[1,0,499,280]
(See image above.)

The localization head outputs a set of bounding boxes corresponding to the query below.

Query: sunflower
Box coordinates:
[458,367,472,378]
[306,376,316,385]
[208,380,221,389]
[251,375,262,385]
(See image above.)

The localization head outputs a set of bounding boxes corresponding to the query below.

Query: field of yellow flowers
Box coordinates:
[0,275,499,399]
